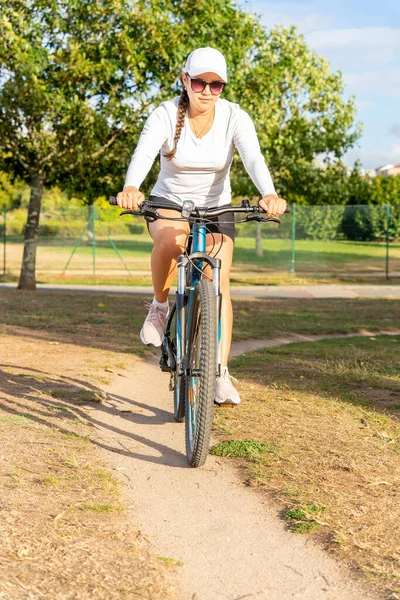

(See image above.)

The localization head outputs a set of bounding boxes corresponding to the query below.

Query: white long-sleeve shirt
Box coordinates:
[125,96,275,207]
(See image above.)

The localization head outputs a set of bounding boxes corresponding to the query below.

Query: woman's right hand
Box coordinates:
[116,186,145,210]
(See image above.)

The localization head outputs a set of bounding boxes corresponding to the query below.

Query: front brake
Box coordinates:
[120,203,159,222]
[240,214,281,224]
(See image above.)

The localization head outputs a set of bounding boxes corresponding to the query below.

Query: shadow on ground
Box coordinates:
[0,363,187,468]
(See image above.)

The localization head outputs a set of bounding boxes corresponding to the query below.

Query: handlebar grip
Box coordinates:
[109,196,118,205]
[285,205,291,214]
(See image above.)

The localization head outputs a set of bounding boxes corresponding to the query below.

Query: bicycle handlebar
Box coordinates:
[108,196,290,222]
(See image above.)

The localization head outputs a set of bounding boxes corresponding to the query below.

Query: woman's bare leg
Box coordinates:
[148,209,190,302]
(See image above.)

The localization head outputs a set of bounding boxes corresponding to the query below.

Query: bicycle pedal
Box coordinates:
[159,354,171,373]
[214,401,236,408]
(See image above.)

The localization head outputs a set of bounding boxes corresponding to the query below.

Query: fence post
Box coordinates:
[386,203,391,280]
[255,222,263,257]
[90,205,96,276]
[2,204,6,276]
[290,203,296,273]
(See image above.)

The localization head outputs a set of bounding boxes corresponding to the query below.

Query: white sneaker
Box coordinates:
[140,302,169,347]
[215,371,240,405]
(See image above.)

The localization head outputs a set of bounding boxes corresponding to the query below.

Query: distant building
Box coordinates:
[360,168,376,178]
[375,163,400,176]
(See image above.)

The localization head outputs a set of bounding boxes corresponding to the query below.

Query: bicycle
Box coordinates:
[109,196,289,467]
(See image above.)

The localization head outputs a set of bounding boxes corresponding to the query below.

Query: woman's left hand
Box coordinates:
[259,194,287,217]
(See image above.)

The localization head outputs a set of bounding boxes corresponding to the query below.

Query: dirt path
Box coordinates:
[230,328,400,358]
[91,332,399,600]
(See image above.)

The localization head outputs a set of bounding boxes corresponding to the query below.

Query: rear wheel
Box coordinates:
[185,279,217,467]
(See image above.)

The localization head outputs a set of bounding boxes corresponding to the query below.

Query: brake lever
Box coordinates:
[120,210,142,216]
[120,205,159,222]
[241,214,281,224]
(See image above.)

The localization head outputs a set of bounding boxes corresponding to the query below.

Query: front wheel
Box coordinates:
[185,279,217,467]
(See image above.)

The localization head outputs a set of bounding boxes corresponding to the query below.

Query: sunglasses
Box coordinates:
[186,75,226,96]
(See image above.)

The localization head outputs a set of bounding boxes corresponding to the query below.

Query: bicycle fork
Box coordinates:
[179,252,222,378]
[160,251,222,381]
[159,255,189,382]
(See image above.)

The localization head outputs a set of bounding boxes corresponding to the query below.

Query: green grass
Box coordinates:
[289,522,320,534]
[2,234,400,284]
[83,503,124,512]
[213,334,400,593]
[156,557,184,568]
[0,414,33,425]
[232,298,400,340]
[210,439,270,461]
[232,335,400,409]
[283,504,327,534]
[1,292,399,358]
[40,475,61,486]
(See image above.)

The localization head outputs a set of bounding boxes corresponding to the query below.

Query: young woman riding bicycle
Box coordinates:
[116,47,287,405]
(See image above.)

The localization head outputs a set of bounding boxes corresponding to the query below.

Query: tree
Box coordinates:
[0,0,164,288]
[1,1,361,289]
[0,0,265,288]
[228,27,361,203]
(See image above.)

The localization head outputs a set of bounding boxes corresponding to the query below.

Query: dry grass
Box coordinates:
[2,234,400,285]
[1,290,399,597]
[1,291,400,355]
[213,336,400,598]
[0,337,177,599]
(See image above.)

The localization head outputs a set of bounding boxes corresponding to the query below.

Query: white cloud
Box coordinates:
[344,144,400,170]
[258,10,332,33]
[245,3,400,170]
[344,68,400,98]
[306,27,400,70]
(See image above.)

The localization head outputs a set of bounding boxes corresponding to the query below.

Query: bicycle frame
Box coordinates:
[163,222,222,385]
[112,194,288,396]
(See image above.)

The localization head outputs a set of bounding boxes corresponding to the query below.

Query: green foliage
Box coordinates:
[83,503,124,512]
[371,174,400,206]
[296,205,344,240]
[284,508,306,521]
[341,205,387,242]
[284,504,327,534]
[0,1,151,197]
[293,203,396,242]
[156,556,184,567]
[0,0,374,282]
[290,521,319,534]
[228,27,361,201]
[0,172,30,209]
[0,1,361,202]
[209,439,270,461]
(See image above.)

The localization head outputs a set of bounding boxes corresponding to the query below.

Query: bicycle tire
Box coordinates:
[185,279,217,467]
[174,375,186,422]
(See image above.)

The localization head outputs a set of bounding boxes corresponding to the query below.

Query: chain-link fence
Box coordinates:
[235,204,399,282]
[1,203,399,283]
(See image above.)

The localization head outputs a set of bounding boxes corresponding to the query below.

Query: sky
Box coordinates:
[241,0,400,171]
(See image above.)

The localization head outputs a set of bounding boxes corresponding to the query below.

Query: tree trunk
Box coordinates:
[87,202,94,244]
[255,222,264,257]
[18,173,43,290]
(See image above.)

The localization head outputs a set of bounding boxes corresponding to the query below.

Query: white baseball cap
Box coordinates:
[184,47,228,83]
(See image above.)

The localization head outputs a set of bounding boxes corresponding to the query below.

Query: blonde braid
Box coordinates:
[163,89,189,161]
